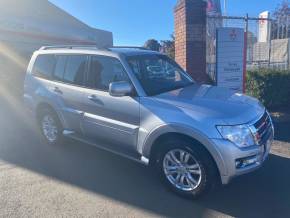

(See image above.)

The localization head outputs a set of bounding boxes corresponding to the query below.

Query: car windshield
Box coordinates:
[127,54,194,96]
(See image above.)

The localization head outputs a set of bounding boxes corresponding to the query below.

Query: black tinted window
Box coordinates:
[87,56,129,91]
[53,55,86,86]
[33,55,56,79]
[63,55,87,85]
[54,55,67,81]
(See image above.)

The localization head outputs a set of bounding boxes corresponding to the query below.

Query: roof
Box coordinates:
[0,0,113,47]
[0,0,98,32]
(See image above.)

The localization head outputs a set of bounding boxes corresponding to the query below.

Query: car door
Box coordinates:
[51,54,87,133]
[81,55,140,151]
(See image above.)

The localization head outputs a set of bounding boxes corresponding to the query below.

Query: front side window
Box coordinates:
[32,54,56,79]
[87,55,129,91]
[127,55,193,96]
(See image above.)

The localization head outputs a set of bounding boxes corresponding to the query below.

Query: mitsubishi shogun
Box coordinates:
[24,46,274,198]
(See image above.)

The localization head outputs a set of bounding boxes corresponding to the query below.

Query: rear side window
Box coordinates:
[54,55,66,81]
[87,56,129,91]
[32,55,56,79]
[53,55,87,86]
[63,56,87,86]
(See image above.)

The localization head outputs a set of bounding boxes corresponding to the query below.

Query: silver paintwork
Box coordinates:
[163,149,202,191]
[24,47,274,185]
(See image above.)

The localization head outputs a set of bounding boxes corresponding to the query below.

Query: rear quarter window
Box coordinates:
[32,54,56,79]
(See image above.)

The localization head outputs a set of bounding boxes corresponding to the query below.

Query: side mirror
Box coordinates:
[109,81,133,97]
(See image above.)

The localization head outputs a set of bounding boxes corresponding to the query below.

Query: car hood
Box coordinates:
[153,84,265,125]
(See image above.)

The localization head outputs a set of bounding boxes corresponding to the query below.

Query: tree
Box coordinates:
[272,0,290,39]
[273,0,290,20]
[143,35,175,59]
[160,34,175,59]
[144,39,161,51]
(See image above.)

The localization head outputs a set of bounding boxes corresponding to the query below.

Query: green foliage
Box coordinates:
[160,34,175,59]
[144,34,175,58]
[273,0,290,20]
[246,69,290,109]
[144,39,161,51]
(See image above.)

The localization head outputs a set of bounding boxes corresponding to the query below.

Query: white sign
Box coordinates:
[216,27,245,92]
[258,11,270,43]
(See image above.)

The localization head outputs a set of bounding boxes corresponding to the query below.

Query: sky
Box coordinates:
[49,0,284,46]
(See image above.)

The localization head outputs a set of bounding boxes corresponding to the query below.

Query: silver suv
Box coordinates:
[24,46,274,198]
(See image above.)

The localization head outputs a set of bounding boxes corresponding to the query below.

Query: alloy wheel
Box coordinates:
[163,149,202,192]
[41,114,58,143]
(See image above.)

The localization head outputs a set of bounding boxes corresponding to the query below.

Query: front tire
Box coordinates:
[155,138,217,199]
[38,108,63,146]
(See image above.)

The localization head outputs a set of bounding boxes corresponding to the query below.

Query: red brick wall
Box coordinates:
[174,0,209,83]
[175,1,187,70]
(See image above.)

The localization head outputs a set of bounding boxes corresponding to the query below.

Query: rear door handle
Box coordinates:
[88,95,103,105]
[88,95,97,100]
[53,87,63,94]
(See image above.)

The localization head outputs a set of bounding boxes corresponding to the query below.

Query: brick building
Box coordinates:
[174,0,210,83]
[0,0,113,95]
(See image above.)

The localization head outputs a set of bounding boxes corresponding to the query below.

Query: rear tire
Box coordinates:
[155,138,218,199]
[38,108,63,146]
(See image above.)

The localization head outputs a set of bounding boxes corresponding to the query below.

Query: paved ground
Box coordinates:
[0,93,290,218]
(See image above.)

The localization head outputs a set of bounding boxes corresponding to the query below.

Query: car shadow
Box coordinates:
[199,154,290,217]
[0,95,290,217]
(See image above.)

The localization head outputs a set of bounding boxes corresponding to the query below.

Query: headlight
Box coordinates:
[217,125,255,148]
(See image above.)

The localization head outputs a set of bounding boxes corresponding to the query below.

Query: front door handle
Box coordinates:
[53,87,63,94]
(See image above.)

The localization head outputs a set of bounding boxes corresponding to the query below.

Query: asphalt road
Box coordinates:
[0,94,290,218]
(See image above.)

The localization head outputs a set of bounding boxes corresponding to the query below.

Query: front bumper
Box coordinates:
[212,136,273,185]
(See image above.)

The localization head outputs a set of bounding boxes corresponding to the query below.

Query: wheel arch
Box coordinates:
[143,124,227,178]
[35,102,66,128]
[36,102,53,119]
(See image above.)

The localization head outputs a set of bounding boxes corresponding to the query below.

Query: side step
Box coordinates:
[63,130,149,165]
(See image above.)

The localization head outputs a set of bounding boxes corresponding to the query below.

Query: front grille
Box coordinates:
[253,111,273,146]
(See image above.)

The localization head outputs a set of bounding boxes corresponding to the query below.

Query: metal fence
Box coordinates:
[206,15,290,81]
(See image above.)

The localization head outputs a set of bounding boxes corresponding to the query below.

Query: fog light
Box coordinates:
[236,156,257,169]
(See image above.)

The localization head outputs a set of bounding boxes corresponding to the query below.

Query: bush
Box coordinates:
[246,69,290,110]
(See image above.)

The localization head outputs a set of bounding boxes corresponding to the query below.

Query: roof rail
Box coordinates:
[39,45,152,53]
[39,45,105,51]
[110,46,149,50]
